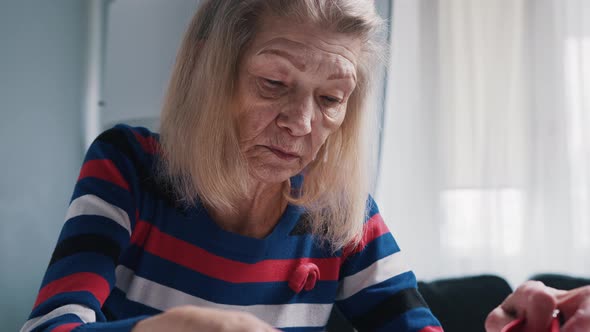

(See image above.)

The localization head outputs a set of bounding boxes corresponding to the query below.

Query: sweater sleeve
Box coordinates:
[21,126,152,332]
[335,197,444,332]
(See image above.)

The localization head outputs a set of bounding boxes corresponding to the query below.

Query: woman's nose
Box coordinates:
[276,95,314,136]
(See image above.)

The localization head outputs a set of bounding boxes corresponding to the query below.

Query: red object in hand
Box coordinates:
[501,317,560,332]
[289,263,320,293]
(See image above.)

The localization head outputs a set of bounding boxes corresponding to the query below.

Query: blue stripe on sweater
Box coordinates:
[71,177,134,206]
[337,271,418,318]
[339,233,400,278]
[103,287,161,319]
[40,253,116,288]
[30,292,103,322]
[70,178,136,225]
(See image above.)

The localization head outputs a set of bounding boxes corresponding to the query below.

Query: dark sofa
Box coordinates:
[326,274,590,332]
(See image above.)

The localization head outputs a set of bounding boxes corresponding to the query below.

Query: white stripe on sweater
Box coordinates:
[336,251,410,300]
[115,265,333,328]
[20,304,96,332]
[66,194,131,235]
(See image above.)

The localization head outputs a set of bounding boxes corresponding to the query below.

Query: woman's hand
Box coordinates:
[132,305,280,332]
[557,285,590,331]
[485,281,590,332]
[485,281,563,332]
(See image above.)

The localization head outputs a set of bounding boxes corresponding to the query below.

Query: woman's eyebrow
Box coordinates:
[258,46,356,82]
[327,72,356,82]
[259,48,306,71]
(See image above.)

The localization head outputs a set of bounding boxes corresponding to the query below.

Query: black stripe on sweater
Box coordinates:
[351,287,429,331]
[102,305,117,321]
[49,234,122,266]
[289,213,313,236]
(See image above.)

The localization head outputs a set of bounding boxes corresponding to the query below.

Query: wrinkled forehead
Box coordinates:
[253,38,358,79]
[245,15,362,68]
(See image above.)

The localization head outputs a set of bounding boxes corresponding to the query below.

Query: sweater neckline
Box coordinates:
[186,176,305,259]
[188,202,303,258]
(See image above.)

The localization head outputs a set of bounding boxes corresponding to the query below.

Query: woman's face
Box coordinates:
[235,16,361,184]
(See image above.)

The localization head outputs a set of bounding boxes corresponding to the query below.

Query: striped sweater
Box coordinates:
[22,124,443,332]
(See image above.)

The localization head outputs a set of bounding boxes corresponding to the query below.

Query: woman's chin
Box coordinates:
[249,166,299,184]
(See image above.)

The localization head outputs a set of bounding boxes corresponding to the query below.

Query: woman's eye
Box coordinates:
[321,95,343,107]
[257,78,287,98]
[262,79,285,89]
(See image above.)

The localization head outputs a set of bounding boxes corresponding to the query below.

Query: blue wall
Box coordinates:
[102,0,200,129]
[0,1,87,330]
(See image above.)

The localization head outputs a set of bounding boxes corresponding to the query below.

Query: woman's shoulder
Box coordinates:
[93,123,159,156]
[84,123,162,186]
[364,194,380,223]
[82,123,180,203]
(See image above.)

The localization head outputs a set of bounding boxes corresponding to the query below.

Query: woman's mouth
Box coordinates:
[267,146,299,161]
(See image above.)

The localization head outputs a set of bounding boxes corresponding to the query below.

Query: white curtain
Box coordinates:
[376,0,590,286]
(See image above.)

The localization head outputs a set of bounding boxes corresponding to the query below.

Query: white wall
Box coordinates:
[0,1,87,330]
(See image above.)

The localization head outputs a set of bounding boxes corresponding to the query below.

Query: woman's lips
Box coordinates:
[267,146,299,161]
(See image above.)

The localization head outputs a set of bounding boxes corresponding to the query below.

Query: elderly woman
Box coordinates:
[21,1,444,331]
[21,1,590,331]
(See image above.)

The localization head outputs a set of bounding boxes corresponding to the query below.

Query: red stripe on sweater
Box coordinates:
[343,213,389,258]
[34,272,110,309]
[131,220,341,283]
[51,323,82,332]
[78,159,129,191]
[419,326,444,332]
[132,130,158,155]
[130,211,151,247]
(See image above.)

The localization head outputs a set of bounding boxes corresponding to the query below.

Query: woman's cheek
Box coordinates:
[240,100,282,134]
[324,102,347,125]
[322,113,346,134]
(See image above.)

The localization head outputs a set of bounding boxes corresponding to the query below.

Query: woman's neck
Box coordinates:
[206,181,288,239]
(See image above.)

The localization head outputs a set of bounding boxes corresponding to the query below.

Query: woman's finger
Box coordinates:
[558,286,590,332]
[560,300,590,332]
[485,306,516,332]
[500,281,558,332]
